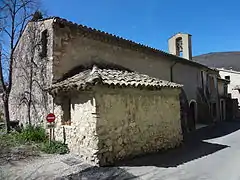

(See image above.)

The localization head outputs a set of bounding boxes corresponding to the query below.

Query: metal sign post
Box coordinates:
[46,113,56,144]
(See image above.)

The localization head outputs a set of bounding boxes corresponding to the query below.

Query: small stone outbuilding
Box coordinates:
[49,64,183,166]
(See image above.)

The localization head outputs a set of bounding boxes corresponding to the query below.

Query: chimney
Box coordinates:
[168,33,192,60]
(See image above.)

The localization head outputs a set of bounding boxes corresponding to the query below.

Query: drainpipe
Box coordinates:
[170,62,177,82]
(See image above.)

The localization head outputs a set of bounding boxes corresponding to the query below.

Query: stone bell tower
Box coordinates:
[168,33,192,60]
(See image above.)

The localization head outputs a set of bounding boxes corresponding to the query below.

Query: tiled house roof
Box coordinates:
[49,65,183,94]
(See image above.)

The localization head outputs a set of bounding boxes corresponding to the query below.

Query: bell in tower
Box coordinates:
[168,33,192,60]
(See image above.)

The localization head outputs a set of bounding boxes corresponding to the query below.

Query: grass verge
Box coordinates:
[0,125,69,164]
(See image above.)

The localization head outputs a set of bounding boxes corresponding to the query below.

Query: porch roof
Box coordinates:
[48,65,183,94]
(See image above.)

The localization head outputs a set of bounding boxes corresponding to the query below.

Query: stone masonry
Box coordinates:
[51,66,183,165]
[53,87,182,166]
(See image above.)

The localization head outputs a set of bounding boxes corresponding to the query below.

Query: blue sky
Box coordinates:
[42,0,240,56]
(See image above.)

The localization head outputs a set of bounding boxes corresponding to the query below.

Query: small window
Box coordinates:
[40,30,48,58]
[225,76,230,80]
[62,97,71,125]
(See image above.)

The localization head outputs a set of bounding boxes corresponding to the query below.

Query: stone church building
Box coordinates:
[9,17,230,165]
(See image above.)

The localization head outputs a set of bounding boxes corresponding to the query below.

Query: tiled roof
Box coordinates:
[49,65,183,94]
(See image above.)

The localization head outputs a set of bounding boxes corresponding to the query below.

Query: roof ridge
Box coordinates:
[85,65,102,84]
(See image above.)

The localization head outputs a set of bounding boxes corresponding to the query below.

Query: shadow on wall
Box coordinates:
[196,87,213,124]
[57,61,133,83]
[63,166,138,180]
[115,121,240,168]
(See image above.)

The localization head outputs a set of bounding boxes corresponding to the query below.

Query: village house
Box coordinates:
[49,64,183,165]
[9,17,230,164]
[194,52,240,119]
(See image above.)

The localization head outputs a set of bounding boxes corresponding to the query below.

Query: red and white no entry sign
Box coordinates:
[46,113,55,123]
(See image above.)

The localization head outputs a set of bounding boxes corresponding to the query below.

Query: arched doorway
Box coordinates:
[179,89,190,134]
[189,100,197,130]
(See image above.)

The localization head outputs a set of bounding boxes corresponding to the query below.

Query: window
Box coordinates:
[225,76,230,80]
[62,97,71,125]
[40,30,48,58]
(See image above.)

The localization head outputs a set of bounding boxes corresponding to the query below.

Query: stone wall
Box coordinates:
[172,63,200,101]
[52,23,208,102]
[9,19,54,125]
[54,92,99,165]
[95,87,182,165]
[53,86,182,166]
[9,18,225,127]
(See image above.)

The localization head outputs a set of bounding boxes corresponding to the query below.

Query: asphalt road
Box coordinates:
[112,121,240,180]
[2,121,240,180]
[63,121,240,180]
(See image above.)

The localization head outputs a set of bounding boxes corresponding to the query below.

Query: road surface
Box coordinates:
[1,121,240,180]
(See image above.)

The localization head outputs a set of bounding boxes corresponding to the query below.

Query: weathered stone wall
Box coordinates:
[52,23,208,102]
[54,92,99,165]
[52,24,171,82]
[52,23,222,123]
[9,18,225,127]
[53,86,182,166]
[10,19,54,126]
[95,87,182,165]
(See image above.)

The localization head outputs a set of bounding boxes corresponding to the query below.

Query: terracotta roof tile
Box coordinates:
[49,65,182,94]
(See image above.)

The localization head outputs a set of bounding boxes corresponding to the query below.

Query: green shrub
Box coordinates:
[0,125,69,155]
[0,132,21,148]
[18,125,47,143]
[40,141,69,154]
[0,111,4,122]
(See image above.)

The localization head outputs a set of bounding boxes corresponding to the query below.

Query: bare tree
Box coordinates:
[0,0,41,132]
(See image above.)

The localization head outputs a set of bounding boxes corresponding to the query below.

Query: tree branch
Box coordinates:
[0,46,7,92]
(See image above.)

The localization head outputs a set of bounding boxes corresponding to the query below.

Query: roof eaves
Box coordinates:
[48,65,183,94]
